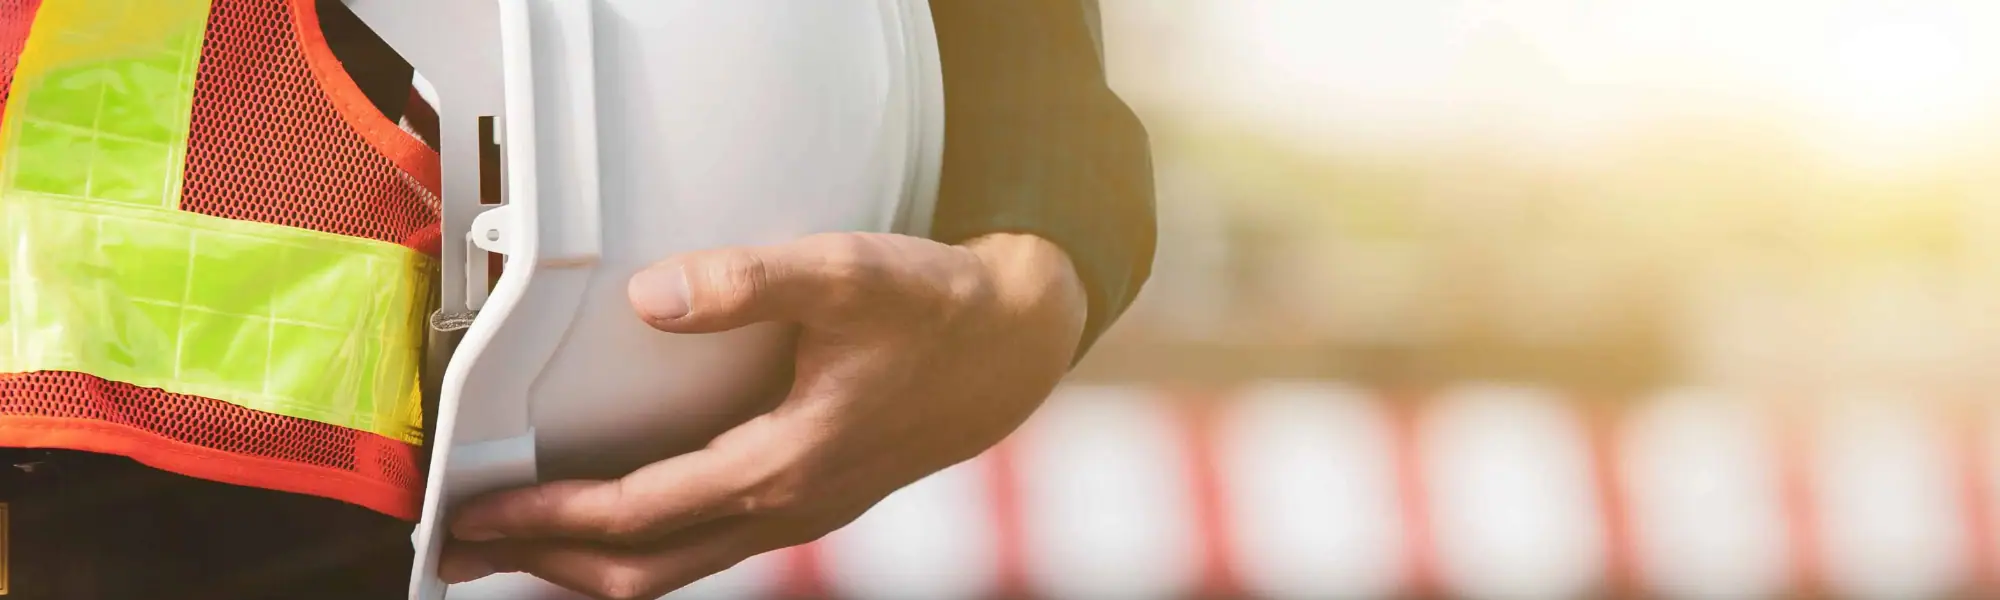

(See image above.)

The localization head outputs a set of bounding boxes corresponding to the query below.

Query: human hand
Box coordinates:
[437,232,1088,599]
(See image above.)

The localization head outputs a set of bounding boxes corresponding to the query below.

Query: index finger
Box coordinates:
[448,446,759,545]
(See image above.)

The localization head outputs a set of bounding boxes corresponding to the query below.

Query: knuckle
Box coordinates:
[590,481,654,542]
[594,565,658,600]
[518,484,560,511]
[729,250,774,290]
[710,419,835,523]
[592,480,656,540]
[814,235,870,279]
[506,485,568,532]
[813,237,891,313]
[736,463,814,518]
[703,249,771,309]
[740,481,808,517]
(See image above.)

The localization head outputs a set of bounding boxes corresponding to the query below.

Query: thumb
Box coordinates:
[628,242,845,334]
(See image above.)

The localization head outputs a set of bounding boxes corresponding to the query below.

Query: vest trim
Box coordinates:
[0,414,415,518]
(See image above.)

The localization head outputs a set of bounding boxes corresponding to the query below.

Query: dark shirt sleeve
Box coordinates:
[927,0,1158,360]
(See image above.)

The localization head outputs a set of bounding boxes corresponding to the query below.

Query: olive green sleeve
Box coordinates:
[927,0,1158,361]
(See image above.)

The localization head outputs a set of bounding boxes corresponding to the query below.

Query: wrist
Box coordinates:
[960,233,1089,348]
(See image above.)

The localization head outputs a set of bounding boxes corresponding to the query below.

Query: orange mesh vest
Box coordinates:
[0,0,440,519]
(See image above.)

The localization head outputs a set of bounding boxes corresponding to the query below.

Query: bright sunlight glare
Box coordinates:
[1148,0,2000,173]
[1791,17,1991,171]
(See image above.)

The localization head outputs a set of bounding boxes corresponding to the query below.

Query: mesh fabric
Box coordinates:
[0,0,438,518]
[181,0,441,255]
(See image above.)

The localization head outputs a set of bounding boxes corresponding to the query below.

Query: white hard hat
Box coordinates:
[339,1,945,598]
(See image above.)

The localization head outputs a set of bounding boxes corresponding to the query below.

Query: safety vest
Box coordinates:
[0,0,438,519]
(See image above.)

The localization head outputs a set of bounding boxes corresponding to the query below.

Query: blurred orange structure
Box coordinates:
[451,381,2000,600]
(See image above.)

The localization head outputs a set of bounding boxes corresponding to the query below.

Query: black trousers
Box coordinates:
[0,449,412,600]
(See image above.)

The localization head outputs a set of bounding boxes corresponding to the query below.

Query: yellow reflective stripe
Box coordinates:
[0,195,433,444]
[0,0,210,208]
[0,0,430,444]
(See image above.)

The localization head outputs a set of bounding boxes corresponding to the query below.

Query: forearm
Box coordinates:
[928,0,1158,359]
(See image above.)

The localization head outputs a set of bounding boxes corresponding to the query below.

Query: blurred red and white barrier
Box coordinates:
[445,382,2000,600]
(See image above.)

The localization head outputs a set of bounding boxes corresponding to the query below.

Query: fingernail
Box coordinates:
[440,556,497,583]
[630,265,691,320]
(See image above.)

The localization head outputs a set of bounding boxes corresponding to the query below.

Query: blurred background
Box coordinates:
[460,1,2000,598]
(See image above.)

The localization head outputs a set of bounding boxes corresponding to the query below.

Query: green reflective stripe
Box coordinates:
[0,195,433,444]
[0,0,431,444]
[0,0,210,208]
